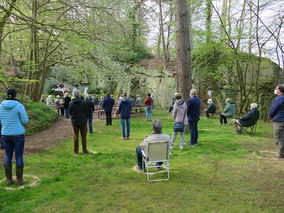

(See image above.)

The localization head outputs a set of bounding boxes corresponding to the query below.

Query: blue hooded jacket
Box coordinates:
[118,98,132,119]
[0,100,29,135]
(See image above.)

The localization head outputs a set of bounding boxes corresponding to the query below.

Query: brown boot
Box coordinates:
[4,164,14,185]
[16,165,27,185]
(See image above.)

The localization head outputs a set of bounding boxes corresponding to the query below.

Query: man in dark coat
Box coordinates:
[69,90,89,154]
[186,89,201,146]
[232,103,259,134]
[269,84,284,159]
[118,92,132,140]
[102,93,115,126]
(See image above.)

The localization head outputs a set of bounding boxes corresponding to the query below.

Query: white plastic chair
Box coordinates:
[141,141,170,182]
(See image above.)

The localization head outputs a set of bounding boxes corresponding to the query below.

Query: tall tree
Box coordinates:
[0,0,17,62]
[175,0,192,100]
[205,0,212,43]
[158,0,169,68]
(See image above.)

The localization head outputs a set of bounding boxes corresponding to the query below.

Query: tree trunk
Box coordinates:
[158,0,169,68]
[205,0,212,43]
[0,0,18,63]
[248,0,253,53]
[175,0,192,101]
[188,0,194,51]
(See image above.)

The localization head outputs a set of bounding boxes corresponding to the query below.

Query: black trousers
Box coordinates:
[220,114,227,124]
[106,112,112,125]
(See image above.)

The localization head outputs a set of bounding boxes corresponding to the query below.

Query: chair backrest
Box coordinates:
[148,141,169,162]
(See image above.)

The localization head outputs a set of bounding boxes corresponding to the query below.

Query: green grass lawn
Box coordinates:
[0,109,283,212]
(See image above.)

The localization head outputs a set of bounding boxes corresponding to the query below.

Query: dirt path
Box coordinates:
[0,118,73,163]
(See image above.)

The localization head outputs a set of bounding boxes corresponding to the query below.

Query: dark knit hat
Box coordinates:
[7,88,17,98]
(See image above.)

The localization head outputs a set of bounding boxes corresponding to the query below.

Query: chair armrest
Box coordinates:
[141,150,146,158]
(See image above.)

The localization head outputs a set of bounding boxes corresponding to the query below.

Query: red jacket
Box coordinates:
[144,97,152,106]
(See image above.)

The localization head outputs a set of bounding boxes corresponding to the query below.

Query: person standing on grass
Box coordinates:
[170,93,187,149]
[69,90,89,154]
[85,94,94,133]
[269,84,284,159]
[135,120,170,172]
[102,93,115,126]
[144,93,153,122]
[63,93,71,118]
[118,92,132,140]
[0,88,29,185]
[186,89,201,146]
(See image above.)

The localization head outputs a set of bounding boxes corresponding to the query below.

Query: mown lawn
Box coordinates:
[0,109,283,212]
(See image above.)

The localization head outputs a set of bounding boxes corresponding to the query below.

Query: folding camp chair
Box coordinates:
[141,141,170,182]
[237,121,258,137]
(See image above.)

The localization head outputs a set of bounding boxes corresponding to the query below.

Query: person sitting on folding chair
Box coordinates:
[232,103,259,134]
[204,99,216,119]
[135,120,170,172]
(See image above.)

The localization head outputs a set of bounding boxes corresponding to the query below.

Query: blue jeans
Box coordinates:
[188,121,198,144]
[120,118,130,138]
[88,113,93,133]
[2,135,25,166]
[171,131,185,148]
[145,106,152,121]
[136,146,143,170]
[64,108,70,118]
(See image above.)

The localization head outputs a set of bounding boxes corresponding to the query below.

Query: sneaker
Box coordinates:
[219,123,223,126]
[126,137,130,140]
[121,137,126,140]
[187,142,197,146]
[133,165,142,173]
[180,146,184,150]
[170,145,174,149]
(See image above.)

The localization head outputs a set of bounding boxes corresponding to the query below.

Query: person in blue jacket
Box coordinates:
[186,89,201,146]
[0,88,29,185]
[102,93,115,126]
[269,84,284,159]
[118,92,132,140]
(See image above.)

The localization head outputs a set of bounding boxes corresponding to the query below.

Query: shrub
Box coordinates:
[24,101,58,135]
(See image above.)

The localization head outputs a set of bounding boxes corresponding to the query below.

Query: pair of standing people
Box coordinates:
[170,89,201,149]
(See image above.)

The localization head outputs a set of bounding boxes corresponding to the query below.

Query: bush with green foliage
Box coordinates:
[24,101,58,135]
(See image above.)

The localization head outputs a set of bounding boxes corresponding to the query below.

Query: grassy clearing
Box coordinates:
[0,109,283,212]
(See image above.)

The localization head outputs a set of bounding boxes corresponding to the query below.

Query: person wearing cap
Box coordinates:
[269,84,284,159]
[69,90,89,154]
[204,99,216,118]
[0,88,29,185]
[135,120,170,172]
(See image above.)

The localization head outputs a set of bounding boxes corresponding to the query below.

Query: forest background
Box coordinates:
[0,0,283,119]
